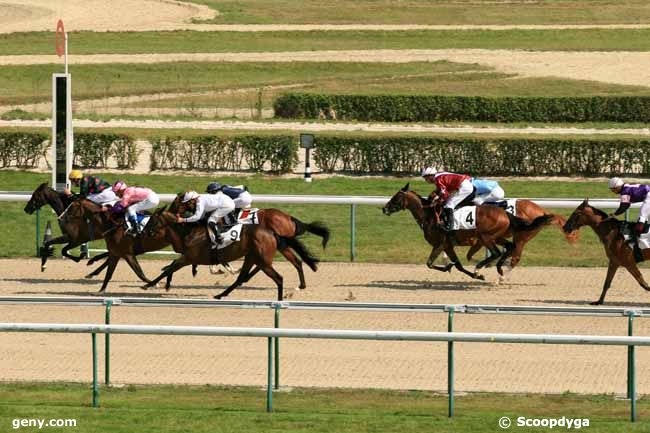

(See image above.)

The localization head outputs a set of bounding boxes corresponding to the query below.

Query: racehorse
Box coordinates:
[142,210,319,300]
[563,199,650,305]
[465,198,578,261]
[24,183,110,270]
[172,193,330,290]
[382,183,552,279]
[75,202,174,292]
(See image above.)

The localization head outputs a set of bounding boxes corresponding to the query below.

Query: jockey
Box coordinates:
[422,166,474,231]
[111,181,160,236]
[65,170,117,206]
[609,177,650,234]
[178,190,236,248]
[206,182,252,211]
[471,177,505,205]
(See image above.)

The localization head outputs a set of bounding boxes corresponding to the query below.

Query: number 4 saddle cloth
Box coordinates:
[450,199,517,231]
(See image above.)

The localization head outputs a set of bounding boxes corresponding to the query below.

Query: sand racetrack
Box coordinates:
[1,258,650,397]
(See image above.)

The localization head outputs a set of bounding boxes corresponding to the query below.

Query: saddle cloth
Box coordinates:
[487,199,517,216]
[212,224,244,250]
[224,208,259,226]
[452,206,477,230]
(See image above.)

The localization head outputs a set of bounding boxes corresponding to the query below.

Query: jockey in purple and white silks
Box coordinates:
[609,177,650,234]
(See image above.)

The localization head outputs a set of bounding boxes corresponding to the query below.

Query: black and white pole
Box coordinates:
[300,133,315,183]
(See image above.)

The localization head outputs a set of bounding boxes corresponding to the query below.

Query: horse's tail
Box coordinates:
[291,217,330,249]
[277,235,319,272]
[508,213,553,232]
[546,213,579,244]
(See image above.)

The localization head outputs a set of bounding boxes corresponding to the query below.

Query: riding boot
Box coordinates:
[128,215,141,237]
[441,208,454,232]
[208,221,222,249]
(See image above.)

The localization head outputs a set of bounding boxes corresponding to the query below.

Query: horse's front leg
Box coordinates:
[40,234,69,271]
[445,245,486,281]
[426,245,451,271]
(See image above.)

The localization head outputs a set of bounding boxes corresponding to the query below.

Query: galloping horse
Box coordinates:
[24,183,109,270]
[142,210,319,300]
[466,199,578,261]
[563,200,650,305]
[172,193,330,290]
[383,183,552,279]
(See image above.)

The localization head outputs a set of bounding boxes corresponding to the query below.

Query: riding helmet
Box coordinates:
[206,182,222,194]
[68,169,83,180]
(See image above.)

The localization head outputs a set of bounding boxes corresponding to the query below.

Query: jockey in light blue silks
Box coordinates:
[471,177,505,205]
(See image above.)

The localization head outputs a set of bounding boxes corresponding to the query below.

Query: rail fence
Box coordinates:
[0,296,647,421]
[0,193,639,260]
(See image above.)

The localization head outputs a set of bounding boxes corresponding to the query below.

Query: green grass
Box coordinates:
[2,170,642,267]
[3,61,649,108]
[0,382,647,433]
[10,28,650,56]
[188,0,650,25]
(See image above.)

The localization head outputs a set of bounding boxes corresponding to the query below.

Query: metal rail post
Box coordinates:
[627,312,637,422]
[274,304,280,390]
[350,204,356,262]
[105,300,112,385]
[267,337,274,412]
[448,306,455,418]
[92,333,99,408]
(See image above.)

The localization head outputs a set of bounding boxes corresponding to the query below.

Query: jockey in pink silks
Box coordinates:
[110,181,160,236]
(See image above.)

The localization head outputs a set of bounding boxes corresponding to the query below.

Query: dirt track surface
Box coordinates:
[1,258,650,395]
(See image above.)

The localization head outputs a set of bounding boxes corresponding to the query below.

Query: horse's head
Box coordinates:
[24,182,51,214]
[563,199,608,233]
[170,192,196,216]
[382,183,413,215]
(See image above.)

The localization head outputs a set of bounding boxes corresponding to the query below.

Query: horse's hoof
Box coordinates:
[40,266,46,272]
[214,294,223,299]
[140,284,149,291]
[475,274,485,281]
[98,289,106,294]
[84,274,94,279]
[590,300,603,306]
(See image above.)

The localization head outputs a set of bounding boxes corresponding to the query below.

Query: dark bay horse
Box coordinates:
[143,210,319,300]
[383,183,552,279]
[173,194,330,290]
[24,183,109,270]
[563,200,650,305]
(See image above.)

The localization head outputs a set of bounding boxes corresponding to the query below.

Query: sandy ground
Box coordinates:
[1,258,650,396]
[5,0,650,33]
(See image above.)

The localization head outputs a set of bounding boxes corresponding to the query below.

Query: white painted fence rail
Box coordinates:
[1,322,650,345]
[0,192,640,209]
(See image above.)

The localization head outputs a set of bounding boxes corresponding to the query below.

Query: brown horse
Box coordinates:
[563,200,650,305]
[142,210,319,300]
[172,194,330,290]
[383,183,552,279]
[24,182,110,270]
[465,198,578,261]
[76,202,173,293]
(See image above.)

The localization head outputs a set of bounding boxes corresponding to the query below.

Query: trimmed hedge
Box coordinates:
[74,133,139,169]
[274,93,650,123]
[150,135,298,173]
[313,136,650,176]
[0,132,49,168]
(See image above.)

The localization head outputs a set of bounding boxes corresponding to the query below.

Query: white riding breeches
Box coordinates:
[87,189,118,205]
[639,195,650,223]
[126,193,160,218]
[473,186,505,205]
[233,191,252,209]
[207,201,236,224]
[445,179,474,209]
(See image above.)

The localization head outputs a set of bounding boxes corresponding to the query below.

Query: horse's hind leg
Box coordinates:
[85,257,109,279]
[214,255,255,299]
[623,261,650,292]
[61,241,84,262]
[87,251,109,266]
[466,243,483,262]
[475,246,501,271]
[280,247,306,290]
[260,264,284,301]
[495,240,515,277]
[143,258,188,289]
